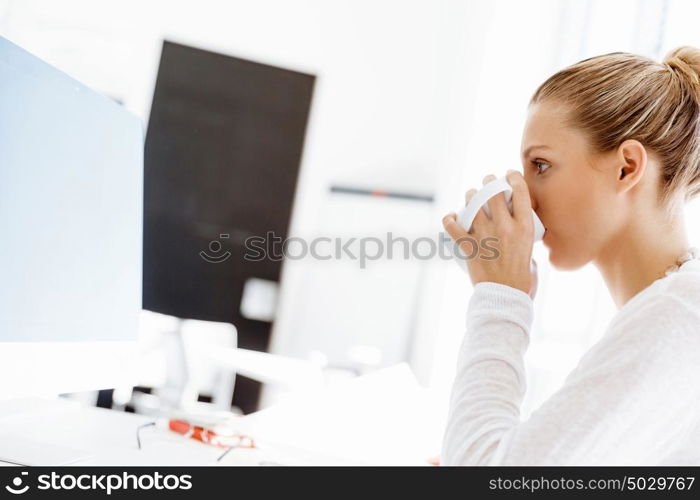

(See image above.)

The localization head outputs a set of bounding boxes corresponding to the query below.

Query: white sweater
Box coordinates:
[441,257,700,465]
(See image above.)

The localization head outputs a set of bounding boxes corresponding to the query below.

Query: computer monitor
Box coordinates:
[143,40,315,413]
[0,37,143,399]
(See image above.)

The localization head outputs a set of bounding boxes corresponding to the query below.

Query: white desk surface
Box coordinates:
[0,366,441,466]
[0,398,367,466]
[0,398,272,466]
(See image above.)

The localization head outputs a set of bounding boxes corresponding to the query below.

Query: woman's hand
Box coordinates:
[442,170,538,299]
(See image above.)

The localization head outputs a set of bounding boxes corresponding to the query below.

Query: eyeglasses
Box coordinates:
[136,421,156,450]
[135,420,258,463]
[215,434,256,462]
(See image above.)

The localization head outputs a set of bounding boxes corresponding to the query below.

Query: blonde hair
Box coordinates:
[530,46,700,206]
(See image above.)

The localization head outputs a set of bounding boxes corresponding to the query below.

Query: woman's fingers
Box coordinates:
[464,187,477,205]
[506,170,532,222]
[442,211,477,258]
[442,212,466,241]
[442,212,478,262]
[444,172,535,294]
[482,174,510,222]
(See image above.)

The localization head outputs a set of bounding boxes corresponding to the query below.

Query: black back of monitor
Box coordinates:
[143,40,315,413]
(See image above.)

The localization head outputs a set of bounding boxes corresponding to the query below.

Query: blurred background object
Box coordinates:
[1,0,699,431]
[142,40,314,413]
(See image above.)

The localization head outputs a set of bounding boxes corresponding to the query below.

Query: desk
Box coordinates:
[0,365,442,466]
[0,398,365,466]
[0,398,217,466]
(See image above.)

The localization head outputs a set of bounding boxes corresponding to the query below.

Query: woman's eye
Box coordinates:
[532,160,551,174]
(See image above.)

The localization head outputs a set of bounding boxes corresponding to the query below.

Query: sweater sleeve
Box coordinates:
[441,281,533,465]
[441,285,700,466]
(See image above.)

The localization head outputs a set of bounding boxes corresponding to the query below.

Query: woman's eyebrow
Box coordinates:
[522,144,551,158]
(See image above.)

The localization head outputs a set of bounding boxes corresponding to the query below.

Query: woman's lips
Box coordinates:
[542,228,550,245]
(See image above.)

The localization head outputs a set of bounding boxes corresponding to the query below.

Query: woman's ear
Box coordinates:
[616,139,647,191]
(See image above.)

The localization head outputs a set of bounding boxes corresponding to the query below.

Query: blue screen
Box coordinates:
[0,37,143,342]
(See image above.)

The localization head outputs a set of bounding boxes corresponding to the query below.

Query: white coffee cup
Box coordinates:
[445,176,545,271]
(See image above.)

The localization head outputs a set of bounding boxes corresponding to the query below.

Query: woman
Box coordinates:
[441,46,700,465]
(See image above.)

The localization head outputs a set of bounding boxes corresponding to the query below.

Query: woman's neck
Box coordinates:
[594,207,689,309]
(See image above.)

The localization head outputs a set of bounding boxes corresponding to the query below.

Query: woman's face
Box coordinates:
[521,101,626,270]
